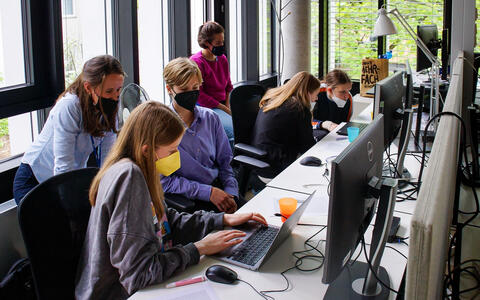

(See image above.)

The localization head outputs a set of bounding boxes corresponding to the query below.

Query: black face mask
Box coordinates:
[174,90,199,112]
[96,97,118,117]
[211,45,226,56]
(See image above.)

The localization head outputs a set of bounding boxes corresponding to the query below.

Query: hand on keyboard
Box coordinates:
[223,212,268,227]
[194,230,246,256]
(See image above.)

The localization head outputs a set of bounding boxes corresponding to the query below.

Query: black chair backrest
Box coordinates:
[230,83,266,145]
[18,167,98,300]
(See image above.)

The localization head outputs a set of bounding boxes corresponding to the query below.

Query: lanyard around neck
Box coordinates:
[90,136,103,167]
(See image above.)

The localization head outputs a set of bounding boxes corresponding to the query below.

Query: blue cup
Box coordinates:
[347,127,360,142]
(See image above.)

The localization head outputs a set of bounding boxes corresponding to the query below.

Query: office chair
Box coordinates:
[230,82,271,196]
[17,167,98,300]
[164,193,196,213]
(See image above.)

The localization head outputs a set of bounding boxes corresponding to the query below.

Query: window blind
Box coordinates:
[328,0,378,79]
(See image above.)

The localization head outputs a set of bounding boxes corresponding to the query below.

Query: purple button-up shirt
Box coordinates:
[161,104,238,201]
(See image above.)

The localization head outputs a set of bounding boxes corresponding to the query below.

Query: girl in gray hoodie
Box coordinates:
[75,102,266,300]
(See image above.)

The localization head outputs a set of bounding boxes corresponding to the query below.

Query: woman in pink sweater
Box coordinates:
[190,21,234,147]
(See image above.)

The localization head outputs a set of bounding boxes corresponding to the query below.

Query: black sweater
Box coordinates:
[312,91,352,125]
[252,98,315,178]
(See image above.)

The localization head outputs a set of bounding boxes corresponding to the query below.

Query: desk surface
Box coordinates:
[267,102,419,216]
[130,187,410,300]
[130,102,416,299]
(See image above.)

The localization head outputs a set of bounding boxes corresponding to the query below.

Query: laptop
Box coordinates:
[213,191,315,270]
[336,122,368,136]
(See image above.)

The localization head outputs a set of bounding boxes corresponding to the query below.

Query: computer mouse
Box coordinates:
[205,265,238,284]
[300,156,323,167]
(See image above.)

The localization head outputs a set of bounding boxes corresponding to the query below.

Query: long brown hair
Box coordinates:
[321,69,351,89]
[260,71,320,112]
[89,102,185,217]
[58,55,125,137]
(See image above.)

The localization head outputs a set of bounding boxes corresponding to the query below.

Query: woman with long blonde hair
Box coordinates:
[75,102,266,300]
[252,71,320,178]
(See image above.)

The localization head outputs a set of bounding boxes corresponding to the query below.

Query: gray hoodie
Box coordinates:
[75,159,224,300]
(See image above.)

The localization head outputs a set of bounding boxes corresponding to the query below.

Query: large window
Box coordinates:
[386,1,443,72]
[0,2,39,161]
[259,0,272,76]
[328,0,378,80]
[311,0,319,77]
[0,0,115,162]
[328,0,444,80]
[138,0,170,104]
[0,1,27,89]
[190,1,207,55]
[228,0,243,83]
[62,0,113,86]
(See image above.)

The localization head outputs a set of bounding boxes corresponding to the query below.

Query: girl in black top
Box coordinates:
[312,69,353,132]
[252,71,320,178]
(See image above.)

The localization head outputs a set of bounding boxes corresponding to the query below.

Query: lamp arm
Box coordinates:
[389,8,441,67]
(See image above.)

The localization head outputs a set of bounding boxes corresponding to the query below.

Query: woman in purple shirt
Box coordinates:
[161,57,242,213]
[190,21,234,147]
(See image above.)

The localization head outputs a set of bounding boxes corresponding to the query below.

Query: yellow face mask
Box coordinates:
[155,150,181,176]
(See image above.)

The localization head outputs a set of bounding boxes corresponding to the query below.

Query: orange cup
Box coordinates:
[279,197,298,222]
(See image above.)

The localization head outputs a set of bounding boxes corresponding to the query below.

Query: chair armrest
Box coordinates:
[234,143,267,157]
[164,193,196,212]
[233,155,270,169]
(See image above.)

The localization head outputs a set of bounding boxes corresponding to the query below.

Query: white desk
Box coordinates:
[130,101,416,300]
[130,187,410,300]
[268,103,419,216]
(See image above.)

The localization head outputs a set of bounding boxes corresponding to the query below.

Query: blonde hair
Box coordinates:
[89,102,185,217]
[163,57,203,89]
[322,69,351,89]
[260,71,320,112]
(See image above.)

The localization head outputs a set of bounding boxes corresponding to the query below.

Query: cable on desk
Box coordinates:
[385,245,408,260]
[259,226,327,299]
[360,236,402,295]
[237,279,274,300]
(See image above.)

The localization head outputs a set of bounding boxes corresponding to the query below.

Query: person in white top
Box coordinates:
[13,55,125,204]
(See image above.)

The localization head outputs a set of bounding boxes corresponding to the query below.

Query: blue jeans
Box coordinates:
[212,108,234,148]
[13,163,39,205]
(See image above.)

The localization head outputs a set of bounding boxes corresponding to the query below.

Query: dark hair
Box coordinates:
[322,69,351,89]
[59,55,125,137]
[197,21,224,49]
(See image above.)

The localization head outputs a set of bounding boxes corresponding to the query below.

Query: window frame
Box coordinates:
[0,0,64,119]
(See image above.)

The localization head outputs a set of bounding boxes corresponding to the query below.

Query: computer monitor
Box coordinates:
[417,25,441,72]
[373,72,405,148]
[323,114,398,299]
[322,115,385,295]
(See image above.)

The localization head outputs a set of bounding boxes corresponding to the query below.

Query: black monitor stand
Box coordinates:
[324,178,398,300]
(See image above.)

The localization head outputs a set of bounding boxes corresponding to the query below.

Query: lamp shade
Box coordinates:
[372,8,397,37]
